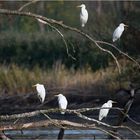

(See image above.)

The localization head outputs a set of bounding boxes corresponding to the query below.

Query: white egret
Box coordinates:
[99,100,116,121]
[33,83,46,103]
[55,94,68,114]
[112,23,128,42]
[77,4,88,27]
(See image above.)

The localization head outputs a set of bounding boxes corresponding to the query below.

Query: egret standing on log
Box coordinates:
[33,83,46,103]
[112,23,128,42]
[99,100,116,121]
[55,94,68,114]
[77,4,88,27]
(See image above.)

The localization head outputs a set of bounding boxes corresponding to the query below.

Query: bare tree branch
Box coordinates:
[126,115,140,125]
[96,40,140,68]
[0,107,121,121]
[0,119,90,131]
[0,9,122,73]
[41,111,66,129]
[0,107,139,127]
[74,112,140,138]
[0,7,139,139]
[0,118,122,139]
[94,41,121,73]
[124,126,140,138]
[18,0,40,12]
[1,107,140,125]
[36,18,76,60]
[1,8,138,73]
[0,107,140,139]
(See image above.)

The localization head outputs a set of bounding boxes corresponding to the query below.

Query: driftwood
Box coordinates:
[0,107,140,140]
[0,119,121,140]
[0,119,96,131]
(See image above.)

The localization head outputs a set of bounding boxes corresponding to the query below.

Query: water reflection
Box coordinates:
[4,127,139,139]
[57,128,65,140]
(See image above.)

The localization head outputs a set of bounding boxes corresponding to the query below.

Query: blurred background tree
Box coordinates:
[0,1,139,95]
[0,1,139,71]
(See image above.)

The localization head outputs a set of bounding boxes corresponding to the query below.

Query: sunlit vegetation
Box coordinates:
[0,60,137,95]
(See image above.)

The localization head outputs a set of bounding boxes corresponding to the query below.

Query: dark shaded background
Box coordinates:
[0,1,139,116]
[0,1,139,70]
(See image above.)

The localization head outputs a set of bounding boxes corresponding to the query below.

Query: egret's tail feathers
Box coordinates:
[98,115,103,121]
[38,95,43,103]
[98,121,101,125]
[81,24,85,27]
[98,118,102,125]
[113,38,117,42]
[41,99,45,103]
[40,97,45,103]
[60,108,65,114]
[61,111,65,114]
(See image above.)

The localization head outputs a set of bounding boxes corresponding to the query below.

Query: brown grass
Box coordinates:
[0,61,134,96]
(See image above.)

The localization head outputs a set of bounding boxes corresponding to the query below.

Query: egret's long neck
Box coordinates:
[130,89,135,97]
[81,7,86,14]
[108,102,113,107]
[120,25,124,29]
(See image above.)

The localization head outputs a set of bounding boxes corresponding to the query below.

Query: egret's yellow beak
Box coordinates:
[32,84,36,87]
[77,5,81,8]
[112,101,117,103]
[124,24,128,27]
[55,95,58,97]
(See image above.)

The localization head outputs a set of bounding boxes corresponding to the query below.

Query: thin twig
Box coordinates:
[0,9,122,73]
[1,107,140,126]
[123,125,140,138]
[0,107,139,138]
[126,115,140,125]
[95,127,121,140]
[13,118,20,124]
[94,41,121,73]
[18,0,39,12]
[40,111,66,129]
[96,40,140,69]
[74,112,140,138]
[36,18,76,60]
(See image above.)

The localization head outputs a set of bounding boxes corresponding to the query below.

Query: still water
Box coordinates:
[4,125,140,139]
[5,129,106,139]
[3,115,140,139]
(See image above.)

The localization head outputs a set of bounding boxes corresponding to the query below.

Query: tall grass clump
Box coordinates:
[0,61,130,96]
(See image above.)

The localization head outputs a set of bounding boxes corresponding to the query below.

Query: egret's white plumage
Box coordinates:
[99,100,116,121]
[33,83,46,103]
[77,4,88,27]
[113,23,127,42]
[56,94,68,114]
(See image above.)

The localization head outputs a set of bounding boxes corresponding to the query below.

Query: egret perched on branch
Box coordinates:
[33,83,46,103]
[112,23,128,42]
[77,4,88,27]
[99,100,116,121]
[55,94,68,114]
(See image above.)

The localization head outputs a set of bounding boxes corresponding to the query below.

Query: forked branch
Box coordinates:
[0,8,122,73]
[0,107,140,139]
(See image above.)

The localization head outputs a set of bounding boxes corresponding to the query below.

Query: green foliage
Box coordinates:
[0,1,139,81]
[0,1,139,96]
[0,31,109,71]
